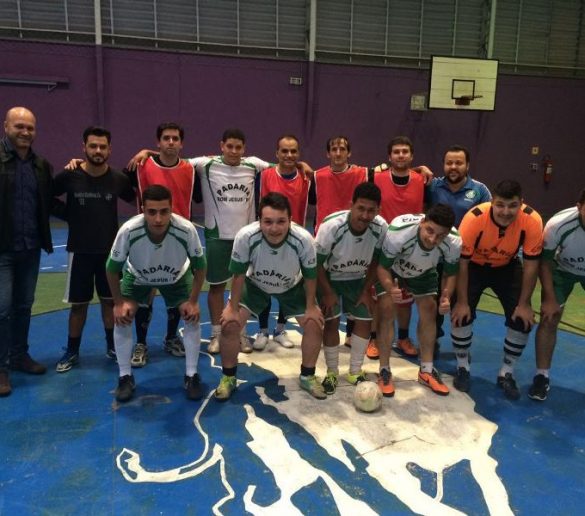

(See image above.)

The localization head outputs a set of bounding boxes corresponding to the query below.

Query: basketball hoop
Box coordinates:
[454,96,472,106]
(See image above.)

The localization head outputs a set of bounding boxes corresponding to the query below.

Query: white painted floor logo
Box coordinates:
[116,334,512,515]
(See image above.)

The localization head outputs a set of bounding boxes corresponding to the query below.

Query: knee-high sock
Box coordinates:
[349,334,369,374]
[451,324,473,370]
[323,346,339,374]
[500,328,529,376]
[183,321,201,377]
[166,306,181,339]
[114,324,133,377]
[134,304,152,344]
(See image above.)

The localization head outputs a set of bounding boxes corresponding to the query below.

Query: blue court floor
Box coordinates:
[1,295,584,515]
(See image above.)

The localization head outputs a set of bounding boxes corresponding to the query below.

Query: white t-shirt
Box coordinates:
[229,221,317,294]
[315,210,387,281]
[188,155,270,240]
[107,213,205,285]
[379,214,461,277]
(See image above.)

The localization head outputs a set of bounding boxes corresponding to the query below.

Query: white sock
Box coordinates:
[420,361,434,374]
[451,324,472,370]
[183,321,201,377]
[323,346,339,374]
[349,334,369,374]
[536,368,549,378]
[500,328,529,376]
[114,324,133,377]
[211,324,221,337]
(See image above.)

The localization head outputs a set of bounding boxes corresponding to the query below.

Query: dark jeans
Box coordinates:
[0,248,41,371]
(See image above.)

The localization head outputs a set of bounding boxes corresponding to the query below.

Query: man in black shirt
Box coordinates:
[53,126,135,372]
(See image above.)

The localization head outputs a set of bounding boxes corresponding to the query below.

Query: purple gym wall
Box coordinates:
[1,39,584,218]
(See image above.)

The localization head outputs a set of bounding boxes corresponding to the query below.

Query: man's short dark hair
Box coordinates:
[444,144,470,164]
[493,180,522,200]
[142,184,172,204]
[388,136,413,155]
[258,192,291,218]
[425,203,455,229]
[83,126,111,144]
[326,136,351,153]
[276,134,299,149]
[157,122,184,141]
[222,128,246,144]
[352,182,381,206]
[578,189,585,204]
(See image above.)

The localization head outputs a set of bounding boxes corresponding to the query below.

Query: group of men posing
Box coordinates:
[1,106,583,409]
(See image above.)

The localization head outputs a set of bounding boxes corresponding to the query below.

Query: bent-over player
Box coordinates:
[106,185,206,402]
[377,204,461,396]
[216,192,325,401]
[316,182,387,394]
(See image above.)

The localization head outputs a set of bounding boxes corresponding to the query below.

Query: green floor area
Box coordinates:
[34,273,585,336]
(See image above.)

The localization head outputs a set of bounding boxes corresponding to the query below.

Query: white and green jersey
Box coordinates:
[315,210,387,281]
[230,221,317,294]
[106,213,206,286]
[189,155,270,240]
[380,214,461,278]
[542,207,585,276]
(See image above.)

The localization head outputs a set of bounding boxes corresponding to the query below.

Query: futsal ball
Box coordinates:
[353,381,382,413]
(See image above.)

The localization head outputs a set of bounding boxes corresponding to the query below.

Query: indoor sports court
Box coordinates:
[1,1,585,515]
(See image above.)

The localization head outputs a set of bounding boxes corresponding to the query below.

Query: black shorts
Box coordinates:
[466,258,527,332]
[64,252,112,304]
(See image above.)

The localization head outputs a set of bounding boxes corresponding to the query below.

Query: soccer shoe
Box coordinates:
[393,338,418,357]
[299,374,327,399]
[208,336,220,354]
[528,374,550,401]
[344,333,352,348]
[106,347,117,360]
[346,370,368,385]
[253,333,269,351]
[497,373,520,400]
[273,329,294,348]
[322,371,339,395]
[131,343,148,368]
[214,375,237,401]
[418,368,449,396]
[55,350,79,373]
[115,374,136,402]
[240,335,253,353]
[184,373,203,400]
[164,335,185,357]
[453,367,471,392]
[366,339,379,360]
[377,368,395,397]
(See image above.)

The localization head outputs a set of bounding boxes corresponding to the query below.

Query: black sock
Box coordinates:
[135,305,153,344]
[222,366,237,377]
[277,308,287,324]
[346,319,355,336]
[370,331,377,340]
[259,303,271,329]
[398,328,409,340]
[67,336,82,354]
[105,328,114,350]
[166,306,180,339]
[301,365,316,377]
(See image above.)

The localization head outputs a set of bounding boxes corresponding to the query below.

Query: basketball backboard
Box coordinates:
[428,56,498,111]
